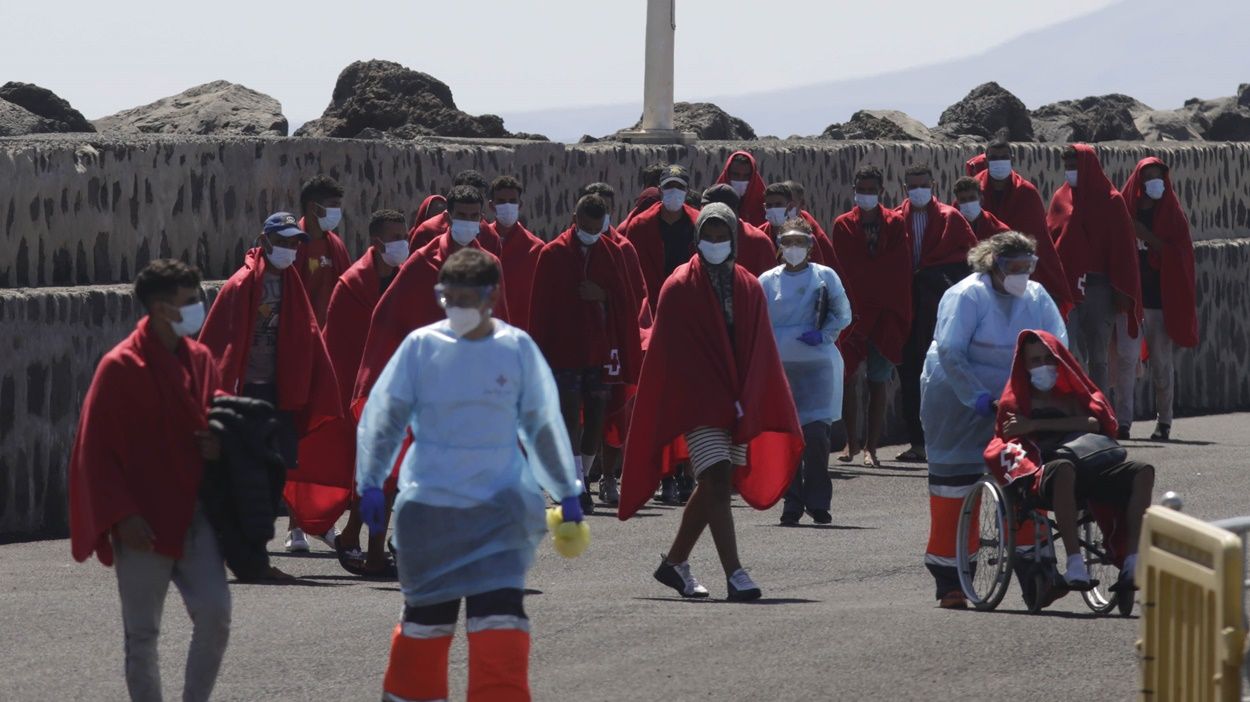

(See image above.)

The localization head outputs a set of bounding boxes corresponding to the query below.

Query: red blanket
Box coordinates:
[624,201,701,316]
[970,208,1011,241]
[965,155,1075,316]
[70,317,222,565]
[198,249,350,534]
[618,256,803,520]
[735,219,779,276]
[413,195,446,229]
[491,221,545,331]
[898,198,977,270]
[324,252,384,412]
[1122,157,1199,348]
[295,221,353,327]
[408,215,500,255]
[828,207,913,371]
[528,228,642,384]
[715,150,767,226]
[353,233,510,409]
[606,226,650,325]
[621,187,661,232]
[1046,144,1142,337]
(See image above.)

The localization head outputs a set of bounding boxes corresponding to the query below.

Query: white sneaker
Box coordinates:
[313,527,339,552]
[727,568,762,602]
[654,557,710,598]
[284,528,310,553]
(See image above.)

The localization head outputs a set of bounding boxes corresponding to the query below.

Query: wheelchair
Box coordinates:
[954,474,1133,616]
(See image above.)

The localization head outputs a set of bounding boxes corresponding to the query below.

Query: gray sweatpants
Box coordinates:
[1066,273,1115,395]
[114,508,231,702]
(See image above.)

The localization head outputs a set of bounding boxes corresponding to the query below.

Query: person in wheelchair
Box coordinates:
[987,329,1155,594]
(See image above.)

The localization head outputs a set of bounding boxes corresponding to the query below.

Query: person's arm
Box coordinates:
[355,336,418,493]
[821,268,853,341]
[516,335,580,503]
[933,288,992,412]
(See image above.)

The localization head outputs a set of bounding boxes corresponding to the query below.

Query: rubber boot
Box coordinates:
[466,629,531,702]
[382,623,452,702]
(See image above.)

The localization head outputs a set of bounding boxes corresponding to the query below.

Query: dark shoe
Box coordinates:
[806,508,833,525]
[727,569,762,602]
[779,511,801,526]
[676,473,694,504]
[1117,426,1131,441]
[656,478,680,505]
[579,488,596,515]
[1150,423,1171,442]
[938,590,967,609]
[653,557,709,598]
[599,476,620,506]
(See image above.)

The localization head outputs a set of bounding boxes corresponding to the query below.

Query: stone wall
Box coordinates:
[2,135,1248,288]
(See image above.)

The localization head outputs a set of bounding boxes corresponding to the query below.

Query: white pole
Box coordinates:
[640,0,675,132]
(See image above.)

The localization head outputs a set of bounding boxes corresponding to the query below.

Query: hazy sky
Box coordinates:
[2,0,1119,129]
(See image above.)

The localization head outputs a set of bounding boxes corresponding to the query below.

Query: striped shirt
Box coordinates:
[910,208,929,268]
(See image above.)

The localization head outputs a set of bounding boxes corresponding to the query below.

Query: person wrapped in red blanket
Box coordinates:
[760,181,839,270]
[620,202,803,602]
[715,150,768,227]
[198,212,349,554]
[408,169,501,255]
[984,330,1154,597]
[700,184,778,277]
[295,175,352,327]
[486,175,545,331]
[408,194,446,239]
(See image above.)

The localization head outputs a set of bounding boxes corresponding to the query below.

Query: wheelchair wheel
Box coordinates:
[1078,516,1117,615]
[956,477,1014,611]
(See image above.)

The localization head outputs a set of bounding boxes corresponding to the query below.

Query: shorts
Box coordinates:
[1037,459,1152,508]
[866,345,894,384]
[685,426,747,477]
[553,367,609,399]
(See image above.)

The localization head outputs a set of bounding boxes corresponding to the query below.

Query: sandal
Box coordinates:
[863,452,881,468]
[894,448,926,463]
[837,449,858,464]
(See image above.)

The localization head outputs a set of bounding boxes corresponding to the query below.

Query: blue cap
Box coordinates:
[262,212,309,241]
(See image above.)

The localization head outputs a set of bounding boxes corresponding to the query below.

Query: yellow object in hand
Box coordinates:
[545,507,590,558]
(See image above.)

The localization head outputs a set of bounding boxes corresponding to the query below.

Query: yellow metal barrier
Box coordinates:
[1138,506,1246,701]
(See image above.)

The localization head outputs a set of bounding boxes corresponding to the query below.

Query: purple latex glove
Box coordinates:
[360,487,387,534]
[974,392,997,418]
[560,495,584,523]
[797,330,824,346]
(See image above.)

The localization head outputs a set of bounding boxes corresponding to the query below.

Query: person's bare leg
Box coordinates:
[1124,465,1156,556]
[1049,462,1081,554]
[365,493,396,571]
[340,494,364,553]
[701,464,743,576]
[865,380,888,465]
[841,378,861,461]
[664,471,715,564]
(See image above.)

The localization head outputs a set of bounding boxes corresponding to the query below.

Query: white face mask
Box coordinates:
[698,240,732,265]
[381,240,409,267]
[1065,170,1079,188]
[907,187,932,207]
[446,307,484,336]
[576,228,601,246]
[661,188,686,212]
[170,301,206,337]
[987,159,1013,181]
[765,207,788,227]
[1029,364,1058,392]
[1144,178,1166,200]
[854,193,879,211]
[781,245,809,267]
[958,200,982,222]
[267,245,297,270]
[729,180,749,197]
[450,218,480,246]
[493,203,520,228]
[1003,272,1029,297]
[600,214,612,234]
[318,206,342,232]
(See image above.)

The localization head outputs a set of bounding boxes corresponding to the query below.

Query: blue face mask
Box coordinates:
[908,188,932,207]
[661,188,686,212]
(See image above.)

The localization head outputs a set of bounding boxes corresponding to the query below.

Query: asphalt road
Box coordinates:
[3,413,1248,701]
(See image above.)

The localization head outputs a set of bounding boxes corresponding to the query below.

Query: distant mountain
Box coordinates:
[501,0,1250,141]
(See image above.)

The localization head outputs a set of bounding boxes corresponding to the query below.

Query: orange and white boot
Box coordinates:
[466,626,531,702]
[382,622,453,702]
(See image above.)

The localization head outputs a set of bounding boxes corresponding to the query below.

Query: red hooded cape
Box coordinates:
[983,330,1127,564]
[761,220,841,271]
[491,221,545,331]
[1122,157,1199,348]
[603,226,649,446]
[353,233,511,410]
[412,195,446,230]
[828,206,913,371]
[70,318,222,565]
[606,226,650,325]
[408,214,500,255]
[898,198,978,270]
[715,150,767,226]
[528,228,642,385]
[198,249,350,535]
[624,201,702,316]
[1046,144,1142,337]
[735,219,780,276]
[618,255,804,520]
[966,154,1075,317]
[324,251,386,413]
[295,220,353,327]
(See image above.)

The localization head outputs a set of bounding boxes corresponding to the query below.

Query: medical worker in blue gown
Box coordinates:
[919,231,1068,608]
[355,248,583,701]
[759,219,853,526]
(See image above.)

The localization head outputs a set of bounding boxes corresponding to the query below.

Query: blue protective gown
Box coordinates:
[356,320,579,606]
[758,263,853,426]
[920,274,1067,470]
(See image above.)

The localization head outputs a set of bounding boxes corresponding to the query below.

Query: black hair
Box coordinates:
[904,163,933,179]
[853,166,884,189]
[134,259,201,310]
[701,183,741,211]
[641,163,667,188]
[490,175,523,197]
[439,248,501,287]
[764,182,793,199]
[785,180,806,200]
[453,169,490,193]
[446,184,485,209]
[575,193,608,219]
[581,182,615,200]
[368,208,407,236]
[684,189,703,208]
[953,176,981,195]
[299,175,344,209]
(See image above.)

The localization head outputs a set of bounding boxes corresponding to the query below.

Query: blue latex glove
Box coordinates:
[560,495,584,524]
[974,392,997,418]
[360,487,387,534]
[797,330,824,347]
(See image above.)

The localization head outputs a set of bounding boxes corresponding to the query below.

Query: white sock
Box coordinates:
[1123,554,1138,575]
[1065,553,1089,581]
[573,455,585,481]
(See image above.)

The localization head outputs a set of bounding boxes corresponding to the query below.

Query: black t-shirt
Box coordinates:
[659,212,696,277]
[1136,208,1163,310]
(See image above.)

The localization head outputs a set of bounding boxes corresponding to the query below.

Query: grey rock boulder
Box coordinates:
[294,60,516,139]
[1135,109,1203,141]
[1032,94,1149,142]
[94,80,288,136]
[1182,84,1250,141]
[627,102,755,140]
[0,82,94,132]
[0,99,49,136]
[822,110,932,141]
[937,82,1034,141]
